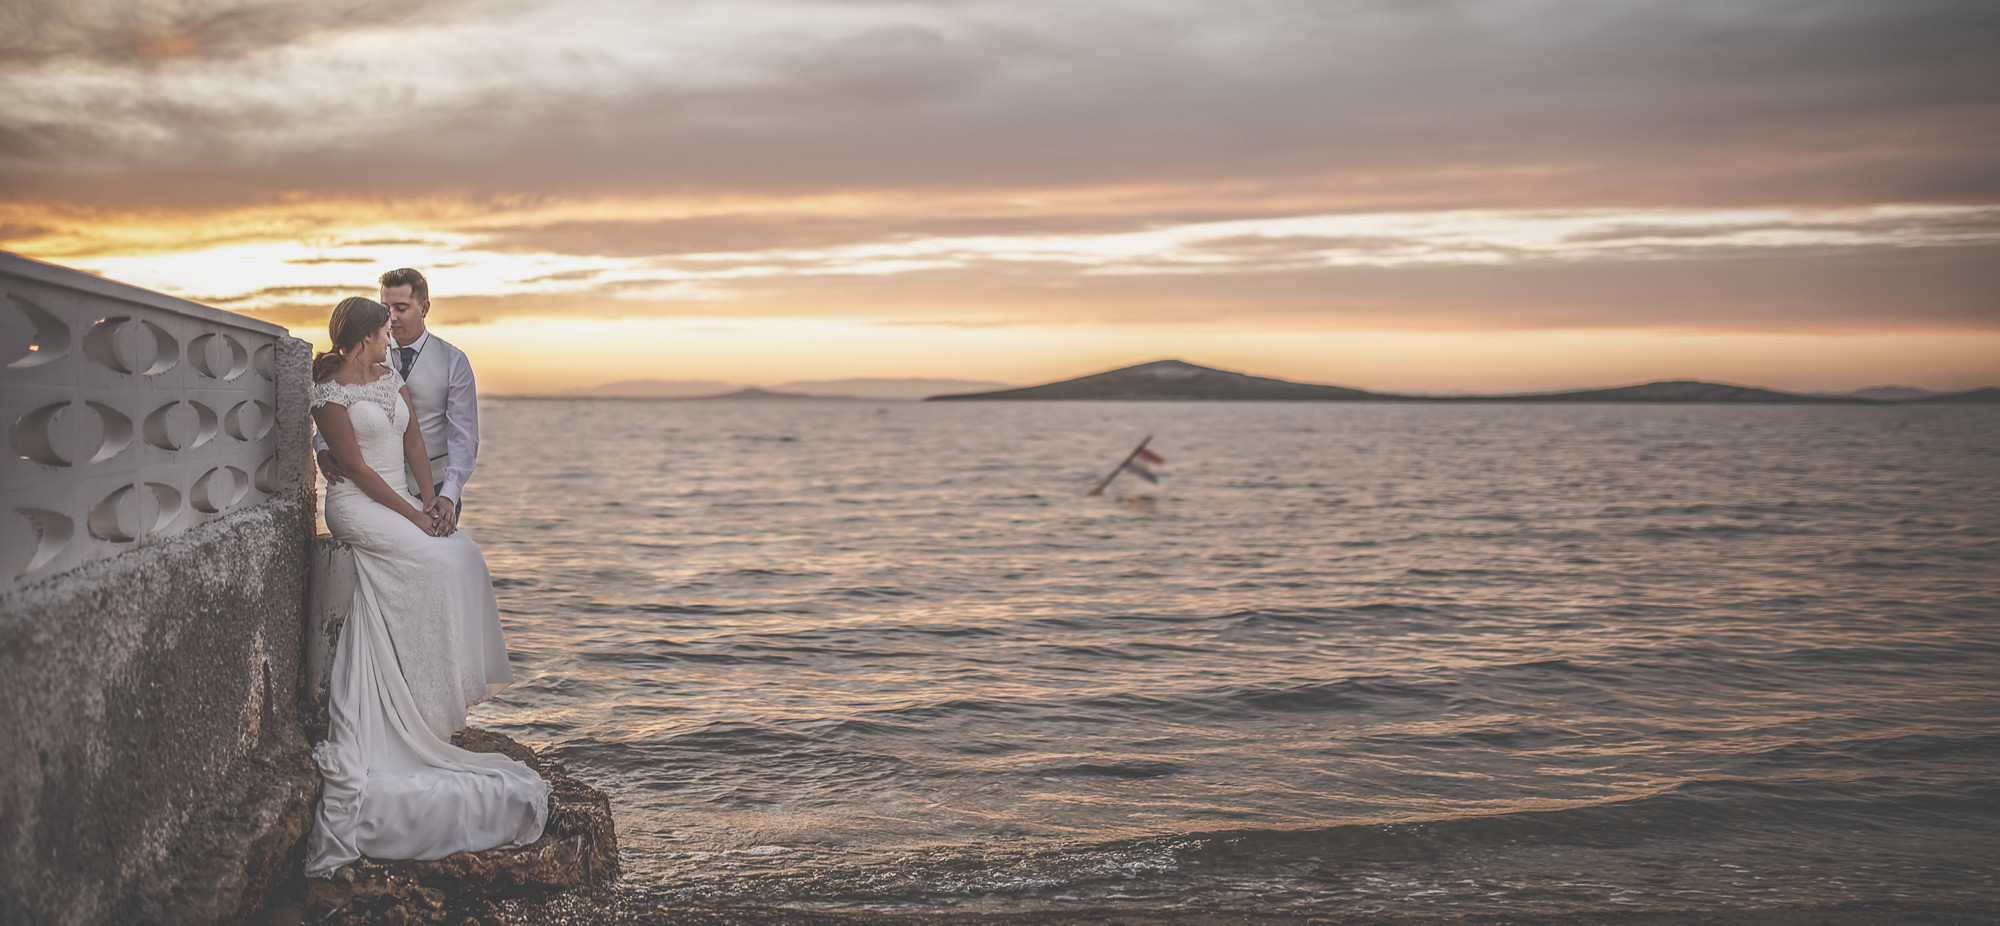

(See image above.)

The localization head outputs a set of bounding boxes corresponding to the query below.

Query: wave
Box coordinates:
[1201,675,1455,713]
[578,648,797,666]
[1163,776,2000,868]
[608,775,2000,912]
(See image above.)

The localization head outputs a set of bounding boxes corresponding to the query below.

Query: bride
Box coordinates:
[304,296,548,877]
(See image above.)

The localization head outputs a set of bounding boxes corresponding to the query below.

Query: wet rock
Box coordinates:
[305,729,619,924]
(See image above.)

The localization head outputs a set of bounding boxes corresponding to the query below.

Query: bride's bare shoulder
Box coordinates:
[322,362,397,387]
[354,363,396,387]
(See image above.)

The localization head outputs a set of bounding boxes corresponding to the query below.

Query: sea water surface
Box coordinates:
[461,400,2000,918]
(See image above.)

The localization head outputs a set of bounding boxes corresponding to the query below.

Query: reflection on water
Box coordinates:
[461,400,2000,916]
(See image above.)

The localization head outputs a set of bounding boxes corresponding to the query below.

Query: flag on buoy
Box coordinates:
[1087,436,1166,496]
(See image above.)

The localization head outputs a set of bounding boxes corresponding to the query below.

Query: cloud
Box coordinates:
[518,268,602,284]
[66,201,2000,338]
[2,0,1995,212]
[1189,234,1411,256]
[0,222,55,242]
[0,0,473,66]
[8,0,1997,359]
[215,237,2000,337]
[466,213,1220,257]
[199,283,366,305]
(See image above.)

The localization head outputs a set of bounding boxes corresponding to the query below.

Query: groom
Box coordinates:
[317,268,479,534]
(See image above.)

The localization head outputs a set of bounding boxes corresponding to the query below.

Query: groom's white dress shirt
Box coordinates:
[314,329,479,504]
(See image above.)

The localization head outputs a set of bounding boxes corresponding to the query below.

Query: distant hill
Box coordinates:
[687,387,849,401]
[566,379,737,398]
[563,377,1014,400]
[1910,386,2000,404]
[1809,385,1938,401]
[1486,380,1837,403]
[921,361,1926,404]
[773,378,1015,400]
[559,367,1995,404]
[926,359,1386,401]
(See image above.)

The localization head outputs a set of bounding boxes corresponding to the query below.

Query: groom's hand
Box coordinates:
[427,496,458,535]
[316,450,346,484]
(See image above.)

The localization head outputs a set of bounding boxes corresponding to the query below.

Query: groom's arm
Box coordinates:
[311,427,345,482]
[438,345,480,503]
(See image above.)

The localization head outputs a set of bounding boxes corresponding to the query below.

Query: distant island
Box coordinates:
[1808,386,1939,401]
[565,379,739,399]
[923,360,2000,404]
[775,377,1015,399]
[528,362,1997,403]
[683,387,851,401]
[556,377,1013,400]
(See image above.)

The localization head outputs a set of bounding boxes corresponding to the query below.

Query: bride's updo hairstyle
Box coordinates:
[312,296,391,383]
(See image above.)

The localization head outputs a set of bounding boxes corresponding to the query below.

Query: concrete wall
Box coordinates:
[0,251,321,925]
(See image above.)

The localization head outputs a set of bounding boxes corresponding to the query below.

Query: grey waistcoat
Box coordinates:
[402,336,453,497]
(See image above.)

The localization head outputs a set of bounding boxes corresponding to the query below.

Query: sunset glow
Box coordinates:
[4,0,1996,393]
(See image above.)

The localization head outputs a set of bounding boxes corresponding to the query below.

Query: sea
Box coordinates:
[456,399,2000,919]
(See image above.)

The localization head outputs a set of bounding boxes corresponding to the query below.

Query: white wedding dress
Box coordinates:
[304,367,548,878]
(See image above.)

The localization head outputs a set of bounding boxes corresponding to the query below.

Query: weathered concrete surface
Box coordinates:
[303,728,620,923]
[0,499,322,924]
[0,335,318,926]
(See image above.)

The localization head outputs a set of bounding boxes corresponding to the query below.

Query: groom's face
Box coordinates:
[382,284,430,346]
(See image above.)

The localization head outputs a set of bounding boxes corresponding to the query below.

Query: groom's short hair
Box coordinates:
[380,267,429,302]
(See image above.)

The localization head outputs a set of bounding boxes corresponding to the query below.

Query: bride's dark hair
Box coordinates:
[312,296,391,383]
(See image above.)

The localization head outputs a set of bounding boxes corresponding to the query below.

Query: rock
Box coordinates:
[304,728,619,924]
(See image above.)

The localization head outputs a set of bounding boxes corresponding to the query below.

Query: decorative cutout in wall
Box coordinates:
[13,506,73,578]
[146,481,182,537]
[223,399,275,442]
[6,295,71,370]
[14,402,72,467]
[14,400,140,467]
[88,484,136,543]
[3,255,290,588]
[254,453,280,494]
[85,401,133,464]
[190,332,251,380]
[83,316,180,376]
[192,465,250,514]
[143,400,221,453]
[254,342,276,382]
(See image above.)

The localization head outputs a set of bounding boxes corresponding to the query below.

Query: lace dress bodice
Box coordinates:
[310,368,408,494]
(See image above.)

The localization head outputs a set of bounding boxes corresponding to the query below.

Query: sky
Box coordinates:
[3,0,1997,395]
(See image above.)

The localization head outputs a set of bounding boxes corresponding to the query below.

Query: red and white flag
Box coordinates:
[1125,447,1165,484]
[1088,436,1166,495]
